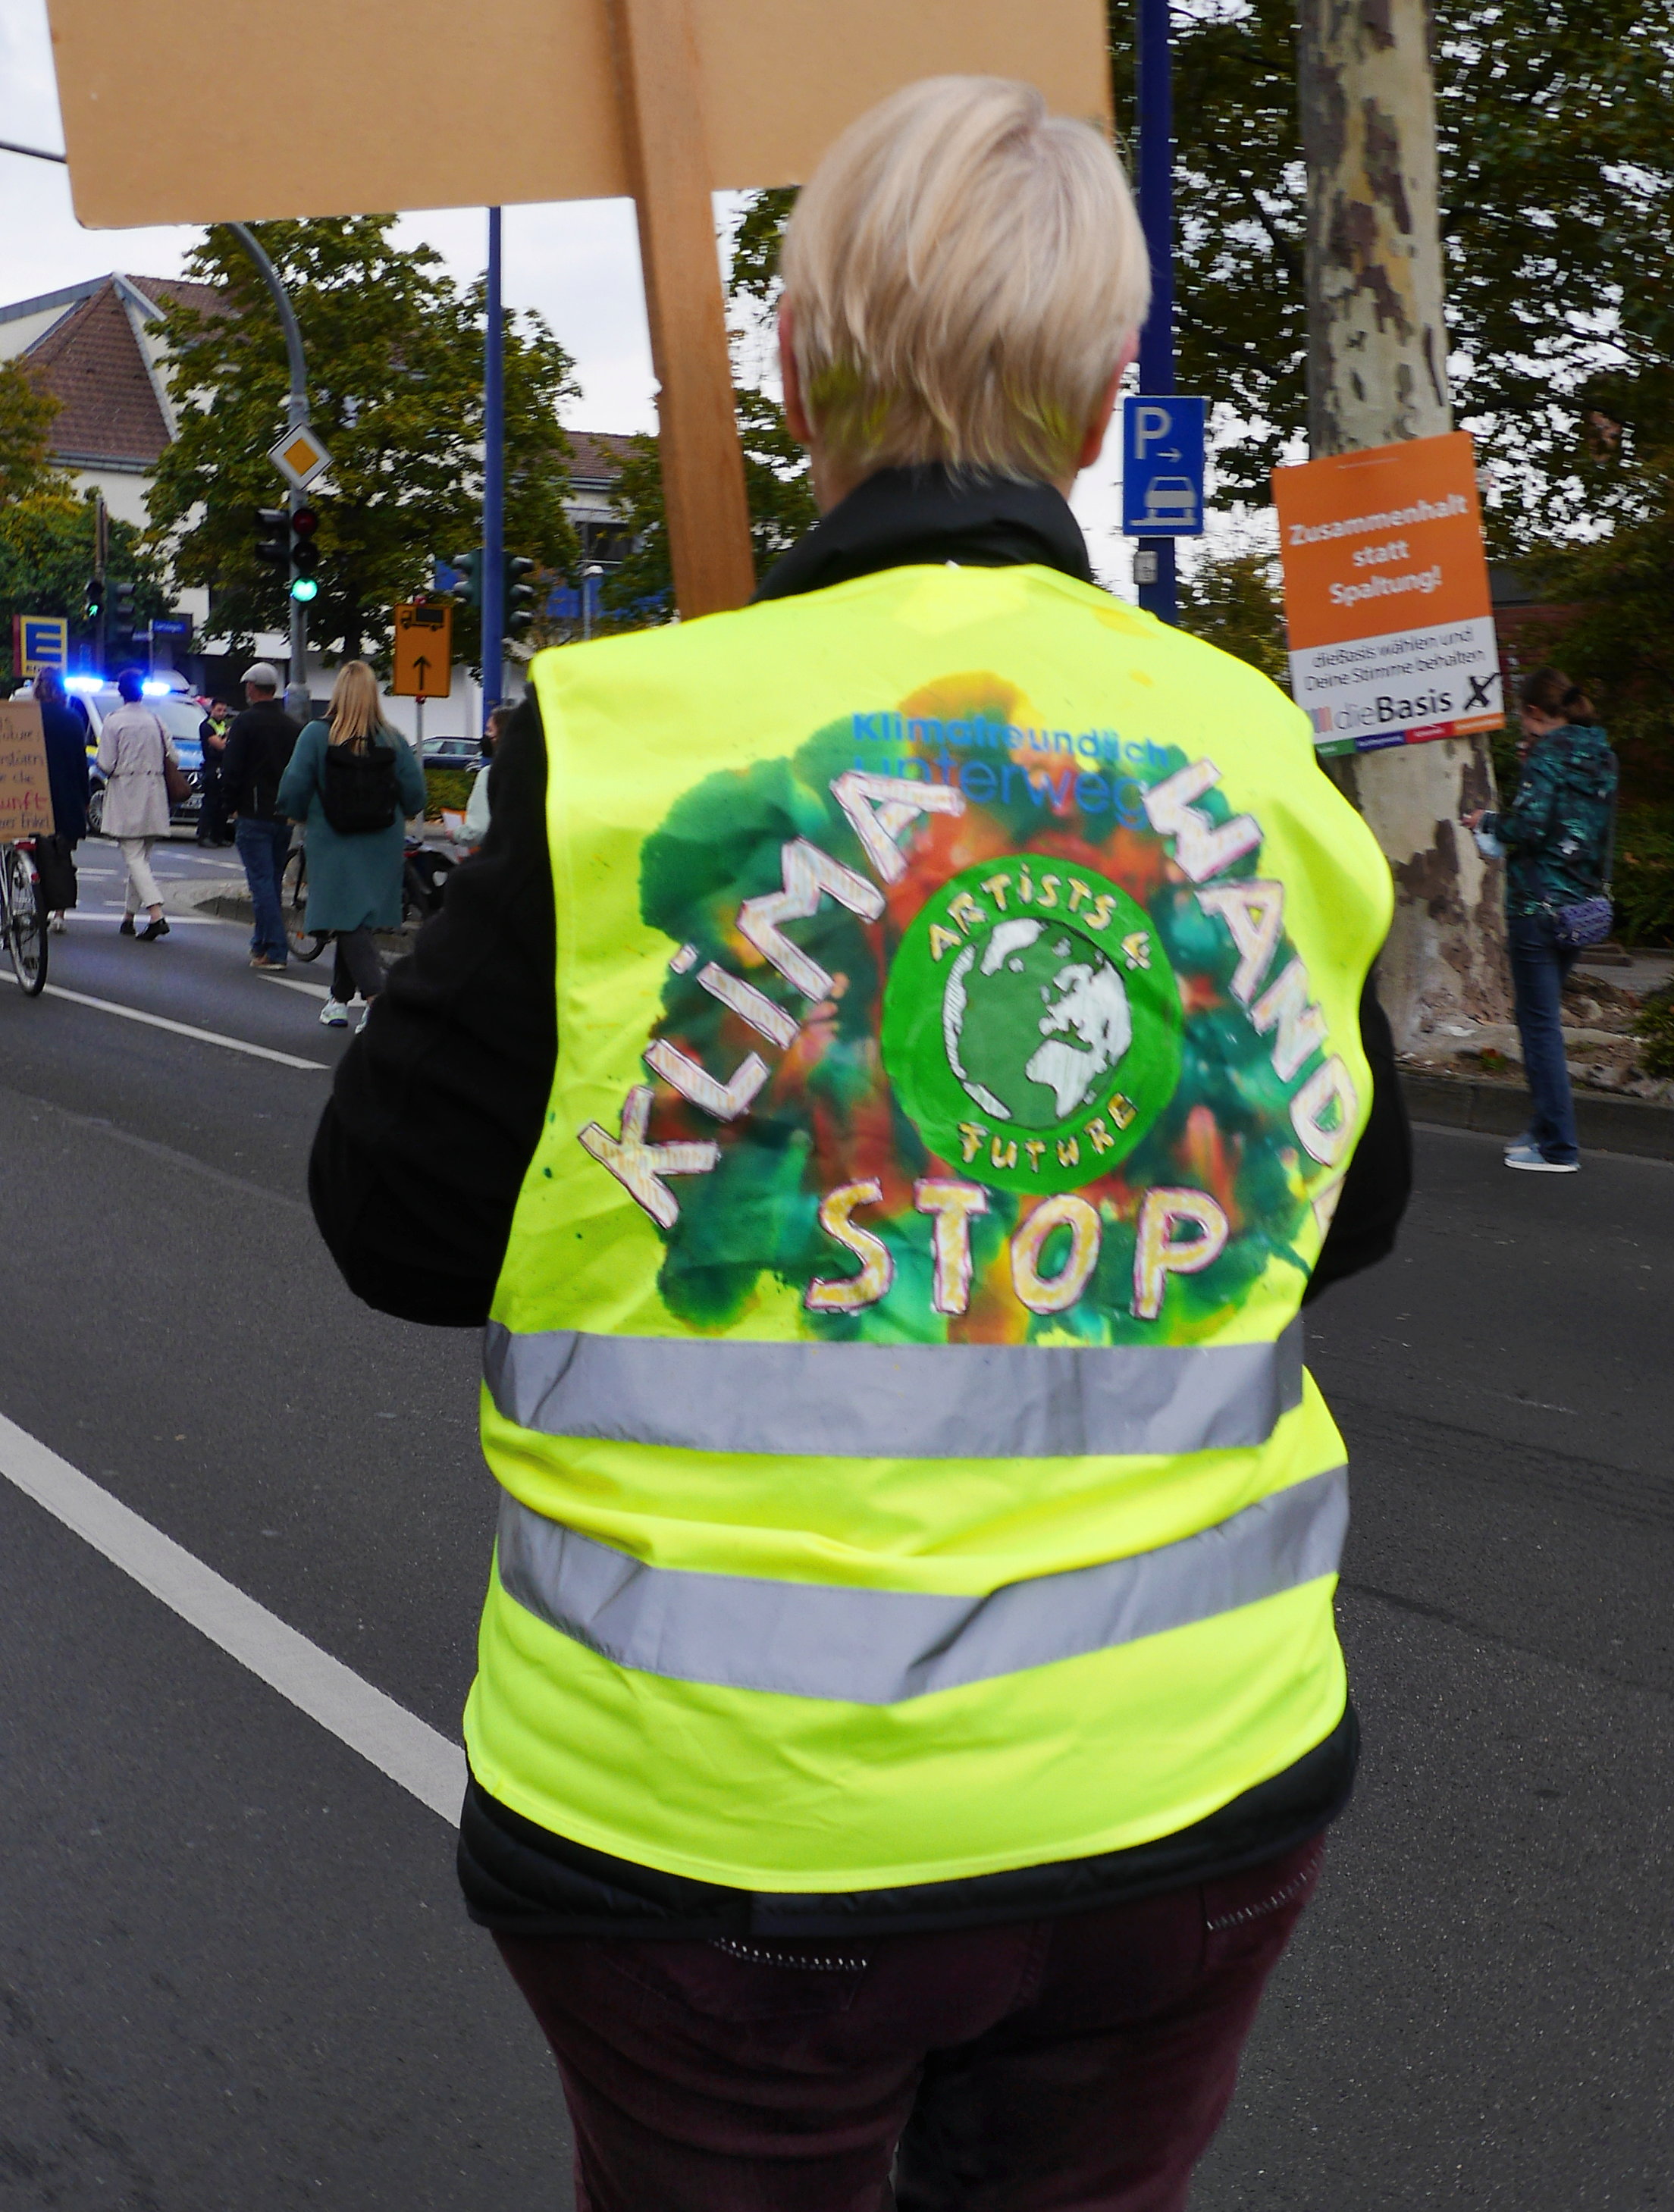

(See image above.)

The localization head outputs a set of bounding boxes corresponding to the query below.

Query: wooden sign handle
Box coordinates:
[610,0,758,620]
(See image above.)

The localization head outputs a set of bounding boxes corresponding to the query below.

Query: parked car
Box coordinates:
[71,685,209,834]
[420,735,484,772]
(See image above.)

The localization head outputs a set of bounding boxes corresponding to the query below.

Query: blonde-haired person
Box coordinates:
[277,661,425,1031]
[311,77,1409,2211]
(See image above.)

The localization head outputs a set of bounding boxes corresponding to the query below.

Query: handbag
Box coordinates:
[1550,795,1616,949]
[154,714,190,806]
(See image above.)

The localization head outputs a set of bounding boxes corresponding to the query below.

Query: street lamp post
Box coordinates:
[581,563,604,644]
[224,222,313,719]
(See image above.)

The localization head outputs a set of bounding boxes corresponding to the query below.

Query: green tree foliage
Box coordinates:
[1106,0,1674,542]
[600,190,816,628]
[1177,549,1288,683]
[0,490,168,685]
[0,359,61,506]
[149,218,579,670]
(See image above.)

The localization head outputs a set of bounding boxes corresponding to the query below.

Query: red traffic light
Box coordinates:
[292,506,320,538]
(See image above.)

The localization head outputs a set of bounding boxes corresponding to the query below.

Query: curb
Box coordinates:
[1401,1072,1674,1163]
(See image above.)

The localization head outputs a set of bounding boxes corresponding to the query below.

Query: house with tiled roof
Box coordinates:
[0,273,222,529]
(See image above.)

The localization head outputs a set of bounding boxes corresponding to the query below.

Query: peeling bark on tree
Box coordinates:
[1298,0,1508,1046]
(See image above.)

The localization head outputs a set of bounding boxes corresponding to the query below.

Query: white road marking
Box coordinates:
[0,1412,465,1822]
[43,985,328,1070]
[64,910,230,926]
[260,973,345,1002]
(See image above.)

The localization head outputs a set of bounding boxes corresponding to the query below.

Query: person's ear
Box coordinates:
[779,301,813,447]
[1074,334,1140,475]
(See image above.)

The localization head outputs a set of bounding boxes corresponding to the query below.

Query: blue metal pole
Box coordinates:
[482,205,506,725]
[1136,0,1178,624]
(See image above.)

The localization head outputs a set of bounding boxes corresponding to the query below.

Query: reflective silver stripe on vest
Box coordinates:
[494,1465,1347,1704]
[483,1319,1305,1462]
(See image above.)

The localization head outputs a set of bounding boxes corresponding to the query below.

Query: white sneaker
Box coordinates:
[355,1005,371,1034]
[319,998,350,1028]
[1503,1143,1578,1173]
[49,913,67,934]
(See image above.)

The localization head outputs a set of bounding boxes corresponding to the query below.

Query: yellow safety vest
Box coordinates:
[465,561,1392,1894]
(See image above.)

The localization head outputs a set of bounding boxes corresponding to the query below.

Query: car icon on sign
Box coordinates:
[1142,476,1198,526]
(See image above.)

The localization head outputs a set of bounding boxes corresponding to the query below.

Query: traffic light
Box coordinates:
[504,554,536,640]
[289,506,320,603]
[448,550,483,610]
[82,576,104,624]
[255,506,290,572]
[110,579,140,662]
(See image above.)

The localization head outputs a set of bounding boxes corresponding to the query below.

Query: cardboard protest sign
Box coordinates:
[46,0,1110,622]
[1271,431,1504,757]
[45,0,1111,227]
[0,702,55,840]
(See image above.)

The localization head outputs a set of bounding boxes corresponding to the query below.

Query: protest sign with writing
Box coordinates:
[1272,431,1504,757]
[0,702,55,840]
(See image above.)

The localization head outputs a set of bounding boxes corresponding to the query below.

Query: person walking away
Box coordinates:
[196,697,234,844]
[1467,666,1617,1173]
[454,702,509,854]
[95,668,175,940]
[309,77,1413,2211]
[277,660,425,1032]
[222,661,300,970]
[31,666,89,932]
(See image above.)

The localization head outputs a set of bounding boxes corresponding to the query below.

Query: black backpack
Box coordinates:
[321,733,400,835]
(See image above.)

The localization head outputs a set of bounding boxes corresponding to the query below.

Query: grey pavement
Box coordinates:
[1,840,1670,2207]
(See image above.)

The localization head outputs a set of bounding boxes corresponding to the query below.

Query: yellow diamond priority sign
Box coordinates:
[268,424,333,492]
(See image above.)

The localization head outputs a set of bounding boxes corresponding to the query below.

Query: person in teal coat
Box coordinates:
[277,660,428,1030]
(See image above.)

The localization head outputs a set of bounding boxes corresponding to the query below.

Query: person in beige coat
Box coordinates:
[96,669,177,940]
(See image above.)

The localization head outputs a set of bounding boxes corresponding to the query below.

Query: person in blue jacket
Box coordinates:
[277,660,426,1032]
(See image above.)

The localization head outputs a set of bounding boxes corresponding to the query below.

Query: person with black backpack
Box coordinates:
[277,661,427,1030]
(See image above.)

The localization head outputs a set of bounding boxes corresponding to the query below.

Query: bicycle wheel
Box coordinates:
[3,845,48,996]
[281,842,327,962]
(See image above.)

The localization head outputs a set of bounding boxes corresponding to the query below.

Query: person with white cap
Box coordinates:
[221,660,302,969]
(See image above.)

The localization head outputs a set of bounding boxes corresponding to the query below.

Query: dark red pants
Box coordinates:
[494,1835,1322,2212]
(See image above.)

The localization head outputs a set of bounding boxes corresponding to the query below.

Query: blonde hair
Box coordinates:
[781,76,1149,484]
[327,660,383,746]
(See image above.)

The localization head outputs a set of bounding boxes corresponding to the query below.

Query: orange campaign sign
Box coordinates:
[1271,430,1504,757]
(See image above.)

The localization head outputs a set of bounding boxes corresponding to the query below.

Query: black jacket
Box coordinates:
[311,466,1411,1938]
[39,699,91,845]
[221,697,300,820]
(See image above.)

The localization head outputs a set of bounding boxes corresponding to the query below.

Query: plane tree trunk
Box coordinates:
[1297,0,1507,1046]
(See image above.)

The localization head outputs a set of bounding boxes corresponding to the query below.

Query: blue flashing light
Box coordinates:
[64,674,102,693]
[141,678,172,696]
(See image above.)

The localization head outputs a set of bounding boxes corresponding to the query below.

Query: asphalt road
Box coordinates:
[1,838,1669,2210]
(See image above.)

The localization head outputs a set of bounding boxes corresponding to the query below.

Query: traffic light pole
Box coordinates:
[482,206,506,728]
[224,221,312,719]
[1135,0,1178,626]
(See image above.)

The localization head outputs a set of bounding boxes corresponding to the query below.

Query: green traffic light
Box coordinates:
[290,575,320,603]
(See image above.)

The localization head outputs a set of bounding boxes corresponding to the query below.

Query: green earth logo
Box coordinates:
[882,859,1183,1194]
[945,920,1132,1127]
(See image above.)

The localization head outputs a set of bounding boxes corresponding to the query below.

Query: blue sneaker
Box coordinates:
[1504,1143,1578,1173]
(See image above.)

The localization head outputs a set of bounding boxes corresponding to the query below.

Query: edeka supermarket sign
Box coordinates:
[1271,431,1504,757]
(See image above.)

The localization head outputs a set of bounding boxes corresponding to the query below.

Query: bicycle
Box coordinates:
[281,841,328,963]
[0,838,48,996]
[281,834,454,966]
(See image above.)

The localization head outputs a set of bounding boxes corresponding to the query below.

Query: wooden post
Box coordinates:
[610,0,757,620]
[1298,0,1507,1048]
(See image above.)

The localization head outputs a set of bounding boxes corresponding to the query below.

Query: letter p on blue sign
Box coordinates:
[1121,396,1206,537]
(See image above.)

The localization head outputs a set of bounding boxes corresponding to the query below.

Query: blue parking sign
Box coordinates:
[1121,396,1206,536]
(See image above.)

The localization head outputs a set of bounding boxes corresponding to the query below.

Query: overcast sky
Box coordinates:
[2,0,1155,585]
